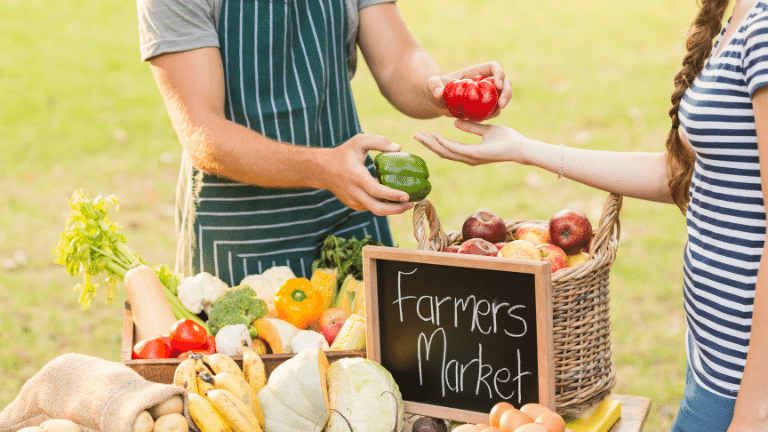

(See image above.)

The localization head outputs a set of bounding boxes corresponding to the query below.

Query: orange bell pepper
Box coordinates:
[274,277,325,329]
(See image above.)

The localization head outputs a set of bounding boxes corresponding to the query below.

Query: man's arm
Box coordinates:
[149,47,412,214]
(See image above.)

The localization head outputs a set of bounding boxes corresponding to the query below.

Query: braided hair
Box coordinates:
[666,0,730,214]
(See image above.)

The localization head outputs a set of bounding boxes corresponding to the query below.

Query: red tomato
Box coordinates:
[169,319,209,353]
[133,336,172,359]
[177,334,216,359]
[443,75,499,122]
[159,335,181,357]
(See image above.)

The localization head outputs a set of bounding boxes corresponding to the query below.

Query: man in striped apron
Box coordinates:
[138,0,511,285]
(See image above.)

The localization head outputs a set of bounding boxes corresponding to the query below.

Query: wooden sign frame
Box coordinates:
[363,246,555,424]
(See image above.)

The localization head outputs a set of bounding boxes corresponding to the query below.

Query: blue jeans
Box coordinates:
[670,365,736,432]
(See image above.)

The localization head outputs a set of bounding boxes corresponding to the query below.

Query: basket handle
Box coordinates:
[588,193,622,257]
[413,200,450,251]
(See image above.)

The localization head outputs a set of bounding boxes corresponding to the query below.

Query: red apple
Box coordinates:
[458,238,500,256]
[443,245,461,253]
[494,242,508,250]
[549,209,593,255]
[497,240,541,261]
[462,210,507,243]
[537,243,568,273]
[516,223,550,246]
[320,307,349,329]
[321,322,344,345]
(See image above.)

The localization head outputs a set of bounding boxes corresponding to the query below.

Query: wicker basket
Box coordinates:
[412,193,622,415]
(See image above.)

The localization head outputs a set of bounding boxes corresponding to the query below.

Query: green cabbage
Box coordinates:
[326,357,405,432]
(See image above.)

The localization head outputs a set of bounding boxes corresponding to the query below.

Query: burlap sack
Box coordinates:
[0,353,199,432]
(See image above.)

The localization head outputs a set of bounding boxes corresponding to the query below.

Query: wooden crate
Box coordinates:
[120,302,365,384]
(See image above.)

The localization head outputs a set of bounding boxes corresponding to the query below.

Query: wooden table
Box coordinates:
[610,394,652,432]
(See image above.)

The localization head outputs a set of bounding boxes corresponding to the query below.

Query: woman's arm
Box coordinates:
[149,47,412,215]
[727,86,768,432]
[415,119,675,203]
[357,3,512,119]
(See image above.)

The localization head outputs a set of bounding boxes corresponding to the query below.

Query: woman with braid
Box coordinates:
[415,1,768,430]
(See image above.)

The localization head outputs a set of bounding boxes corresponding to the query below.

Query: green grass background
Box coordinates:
[1,0,699,430]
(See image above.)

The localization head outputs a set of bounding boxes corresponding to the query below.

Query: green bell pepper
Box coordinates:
[374,151,432,202]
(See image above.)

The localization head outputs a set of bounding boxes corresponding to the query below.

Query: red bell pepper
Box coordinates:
[443,75,499,122]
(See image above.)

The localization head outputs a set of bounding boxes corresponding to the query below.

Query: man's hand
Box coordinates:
[319,134,414,216]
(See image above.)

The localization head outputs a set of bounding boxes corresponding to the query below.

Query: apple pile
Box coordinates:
[445,209,593,273]
[450,402,572,432]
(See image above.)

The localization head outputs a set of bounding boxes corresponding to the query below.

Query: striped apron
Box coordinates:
[182,0,393,286]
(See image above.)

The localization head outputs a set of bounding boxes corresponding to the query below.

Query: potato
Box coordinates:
[39,419,81,432]
[16,427,42,432]
[148,395,184,420]
[153,413,189,432]
[133,410,154,432]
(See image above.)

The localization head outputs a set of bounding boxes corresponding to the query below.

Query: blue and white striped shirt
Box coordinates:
[678,1,768,398]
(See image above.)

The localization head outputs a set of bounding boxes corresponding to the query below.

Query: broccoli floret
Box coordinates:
[207,285,268,337]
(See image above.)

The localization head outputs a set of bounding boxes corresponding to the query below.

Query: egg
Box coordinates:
[498,408,532,432]
[535,411,565,432]
[519,403,550,421]
[480,427,503,432]
[489,402,514,428]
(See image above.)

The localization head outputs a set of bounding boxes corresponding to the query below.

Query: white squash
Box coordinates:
[254,318,300,354]
[257,349,330,432]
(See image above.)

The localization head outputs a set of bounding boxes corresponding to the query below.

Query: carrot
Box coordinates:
[125,265,179,341]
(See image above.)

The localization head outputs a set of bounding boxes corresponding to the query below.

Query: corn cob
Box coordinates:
[351,281,366,318]
[310,267,338,310]
[329,314,366,351]
[333,274,364,315]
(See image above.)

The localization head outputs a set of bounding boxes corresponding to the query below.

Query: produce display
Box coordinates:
[374,152,432,202]
[448,208,595,274]
[442,75,499,122]
[36,190,608,432]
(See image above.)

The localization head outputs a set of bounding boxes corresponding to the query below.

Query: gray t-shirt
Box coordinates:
[136,0,395,77]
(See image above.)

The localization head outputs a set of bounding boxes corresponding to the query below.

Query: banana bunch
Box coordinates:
[174,350,266,432]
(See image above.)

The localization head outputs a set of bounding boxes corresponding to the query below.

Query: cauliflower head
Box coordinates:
[214,324,252,356]
[177,272,229,315]
[240,265,296,314]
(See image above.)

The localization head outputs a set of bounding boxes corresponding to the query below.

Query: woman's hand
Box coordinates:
[414,119,525,166]
[319,134,414,216]
[426,62,513,118]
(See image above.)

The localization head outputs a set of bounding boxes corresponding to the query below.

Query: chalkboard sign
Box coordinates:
[363,246,554,424]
